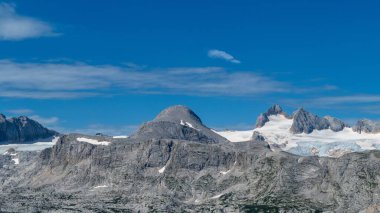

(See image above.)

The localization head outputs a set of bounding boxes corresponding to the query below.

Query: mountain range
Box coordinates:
[217,104,380,158]
[0,105,380,212]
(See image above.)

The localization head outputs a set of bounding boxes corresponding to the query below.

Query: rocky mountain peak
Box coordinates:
[154,105,203,126]
[18,116,30,126]
[290,108,329,134]
[266,104,285,116]
[255,104,287,128]
[0,114,58,144]
[131,105,228,144]
[290,109,348,134]
[353,119,380,134]
[324,116,347,132]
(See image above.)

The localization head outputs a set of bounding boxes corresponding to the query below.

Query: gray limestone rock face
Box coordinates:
[324,116,347,132]
[251,131,265,142]
[255,104,287,128]
[290,109,348,134]
[353,119,380,134]
[1,133,380,212]
[1,105,380,212]
[255,113,269,128]
[131,105,228,143]
[0,115,58,144]
[154,105,203,127]
[290,108,330,134]
[266,104,285,116]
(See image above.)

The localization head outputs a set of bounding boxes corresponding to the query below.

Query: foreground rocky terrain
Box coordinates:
[0,105,380,212]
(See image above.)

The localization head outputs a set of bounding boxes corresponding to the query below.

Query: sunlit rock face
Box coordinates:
[1,105,380,212]
[255,104,287,128]
[130,105,229,144]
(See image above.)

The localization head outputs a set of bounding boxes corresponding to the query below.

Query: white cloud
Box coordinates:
[29,115,59,126]
[313,95,380,105]
[208,49,241,64]
[280,95,380,116]
[0,60,290,99]
[7,109,33,115]
[0,3,56,40]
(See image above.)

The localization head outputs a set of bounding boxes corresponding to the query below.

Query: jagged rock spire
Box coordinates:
[256,104,287,128]
[290,108,347,134]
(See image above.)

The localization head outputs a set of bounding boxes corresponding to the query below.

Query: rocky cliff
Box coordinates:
[0,114,58,144]
[0,106,379,212]
[255,104,287,128]
[130,105,228,144]
[290,108,347,134]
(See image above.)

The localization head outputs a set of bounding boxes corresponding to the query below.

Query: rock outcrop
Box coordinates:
[324,115,347,132]
[130,105,228,143]
[0,105,380,212]
[1,132,380,212]
[255,104,287,128]
[353,119,380,134]
[290,108,329,134]
[290,108,347,134]
[0,114,58,144]
[251,131,265,142]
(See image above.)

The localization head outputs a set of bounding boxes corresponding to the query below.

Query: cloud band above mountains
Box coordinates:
[0,60,289,99]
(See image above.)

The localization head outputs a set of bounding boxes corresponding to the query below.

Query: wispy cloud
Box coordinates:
[208,49,241,64]
[280,94,380,116]
[7,108,33,115]
[0,60,290,99]
[29,115,59,126]
[0,3,57,40]
[312,95,380,105]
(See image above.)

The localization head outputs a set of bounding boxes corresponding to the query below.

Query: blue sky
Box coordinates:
[1,0,380,135]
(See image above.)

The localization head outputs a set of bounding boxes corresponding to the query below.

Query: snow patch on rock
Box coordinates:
[180,120,198,130]
[158,166,166,174]
[112,136,128,139]
[220,170,231,175]
[94,185,108,189]
[12,158,19,165]
[76,137,111,146]
[211,193,224,199]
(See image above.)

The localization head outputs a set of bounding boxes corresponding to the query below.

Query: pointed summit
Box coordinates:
[290,108,329,134]
[131,105,228,143]
[266,104,285,116]
[255,104,287,128]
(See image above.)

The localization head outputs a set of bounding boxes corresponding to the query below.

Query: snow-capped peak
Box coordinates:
[216,114,380,158]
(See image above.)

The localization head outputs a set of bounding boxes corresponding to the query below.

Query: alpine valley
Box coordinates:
[1,105,380,212]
